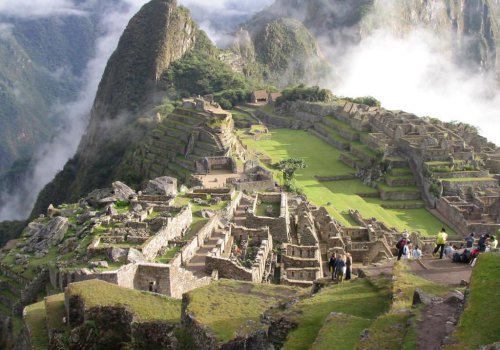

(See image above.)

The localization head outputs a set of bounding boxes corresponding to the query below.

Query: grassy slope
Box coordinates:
[283,278,390,350]
[243,129,451,235]
[444,253,500,349]
[24,301,49,350]
[67,280,181,322]
[186,279,306,343]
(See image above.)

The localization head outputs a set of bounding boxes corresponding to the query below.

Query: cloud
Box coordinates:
[331,27,500,146]
[0,22,13,40]
[0,0,87,18]
[0,0,149,220]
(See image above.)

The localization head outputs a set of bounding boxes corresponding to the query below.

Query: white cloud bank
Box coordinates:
[333,28,500,146]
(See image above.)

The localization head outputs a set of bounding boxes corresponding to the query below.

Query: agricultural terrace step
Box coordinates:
[384,157,408,168]
[169,114,206,127]
[164,118,199,132]
[322,116,360,141]
[385,175,416,187]
[315,122,350,143]
[175,157,196,171]
[390,167,413,176]
[308,129,350,151]
[433,171,488,179]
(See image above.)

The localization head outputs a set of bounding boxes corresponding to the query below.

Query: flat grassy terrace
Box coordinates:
[24,301,49,350]
[186,279,306,343]
[67,280,181,322]
[242,129,451,235]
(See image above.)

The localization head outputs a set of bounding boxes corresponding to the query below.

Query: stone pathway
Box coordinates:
[185,228,227,276]
[409,257,472,287]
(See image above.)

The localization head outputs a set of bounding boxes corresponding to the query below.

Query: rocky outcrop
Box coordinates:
[24,217,68,253]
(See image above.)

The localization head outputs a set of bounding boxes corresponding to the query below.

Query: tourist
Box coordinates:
[443,243,455,259]
[478,233,490,252]
[412,245,422,260]
[345,253,352,280]
[465,232,475,248]
[433,228,447,259]
[336,254,347,283]
[396,232,410,261]
[328,252,337,280]
[490,235,498,250]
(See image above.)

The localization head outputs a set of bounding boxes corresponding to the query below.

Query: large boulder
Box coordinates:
[143,176,177,197]
[127,248,146,263]
[85,181,136,207]
[108,247,128,263]
[26,217,69,252]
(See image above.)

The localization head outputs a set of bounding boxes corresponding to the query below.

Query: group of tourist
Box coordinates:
[395,232,422,261]
[328,252,352,283]
[447,230,498,265]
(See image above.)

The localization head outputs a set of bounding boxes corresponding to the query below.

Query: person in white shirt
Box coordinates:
[412,245,422,260]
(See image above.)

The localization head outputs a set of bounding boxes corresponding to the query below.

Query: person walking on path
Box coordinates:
[396,232,410,261]
[328,252,337,280]
[336,254,346,283]
[345,253,352,280]
[433,228,448,259]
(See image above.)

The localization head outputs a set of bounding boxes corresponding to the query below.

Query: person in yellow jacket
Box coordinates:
[433,228,448,259]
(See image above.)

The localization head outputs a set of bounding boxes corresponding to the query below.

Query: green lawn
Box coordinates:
[186,279,306,343]
[24,301,49,350]
[242,129,451,235]
[67,280,181,322]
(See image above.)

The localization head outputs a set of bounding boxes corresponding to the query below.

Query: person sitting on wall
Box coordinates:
[411,245,422,260]
[465,232,475,248]
[443,243,455,259]
[478,233,490,252]
[490,235,498,250]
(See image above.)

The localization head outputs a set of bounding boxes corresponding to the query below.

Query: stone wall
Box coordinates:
[436,197,469,235]
[442,178,498,195]
[205,256,253,281]
[233,179,275,192]
[141,205,192,260]
[178,216,220,265]
[379,189,420,201]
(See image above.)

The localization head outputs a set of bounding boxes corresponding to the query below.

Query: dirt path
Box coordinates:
[409,257,472,287]
[410,257,470,349]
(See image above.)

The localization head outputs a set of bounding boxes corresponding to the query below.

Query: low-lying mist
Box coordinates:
[331,28,500,146]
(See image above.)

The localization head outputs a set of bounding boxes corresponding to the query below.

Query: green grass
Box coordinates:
[242,129,452,235]
[442,177,494,182]
[24,301,49,350]
[155,246,181,264]
[67,280,181,322]
[255,202,280,217]
[45,294,67,331]
[444,253,500,349]
[310,313,372,350]
[282,278,390,350]
[186,279,306,343]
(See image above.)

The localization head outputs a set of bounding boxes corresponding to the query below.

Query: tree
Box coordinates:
[274,158,307,191]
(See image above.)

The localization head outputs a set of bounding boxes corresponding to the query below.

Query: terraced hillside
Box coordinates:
[120,104,238,186]
[242,128,452,235]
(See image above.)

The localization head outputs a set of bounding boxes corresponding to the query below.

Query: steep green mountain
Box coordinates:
[31,0,253,217]
[227,18,329,86]
[0,14,99,174]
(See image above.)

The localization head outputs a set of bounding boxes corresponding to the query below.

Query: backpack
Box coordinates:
[396,239,406,250]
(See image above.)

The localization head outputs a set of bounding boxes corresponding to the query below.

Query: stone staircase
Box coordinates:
[185,228,229,276]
